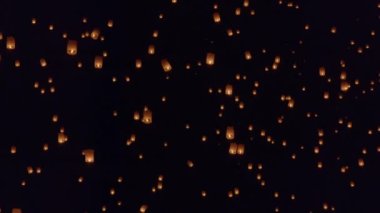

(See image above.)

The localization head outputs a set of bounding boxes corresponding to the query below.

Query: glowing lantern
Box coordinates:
[213,12,221,23]
[148,44,155,55]
[225,84,233,96]
[244,51,252,60]
[40,58,47,67]
[10,146,17,154]
[94,56,103,69]
[142,107,152,124]
[6,36,16,50]
[237,144,245,155]
[206,52,215,66]
[140,205,148,213]
[67,40,77,55]
[226,126,235,140]
[12,209,22,213]
[82,149,95,164]
[319,67,326,77]
[136,59,142,69]
[91,28,100,40]
[58,132,68,144]
[161,59,172,72]
[229,143,238,155]
[133,111,140,121]
[340,81,350,92]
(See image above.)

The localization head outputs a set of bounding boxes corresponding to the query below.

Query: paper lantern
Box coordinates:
[237,144,245,155]
[340,81,350,92]
[58,132,68,144]
[161,59,172,72]
[6,36,16,50]
[94,56,103,69]
[229,143,238,155]
[67,40,77,56]
[40,58,47,67]
[244,51,252,60]
[142,107,152,124]
[148,44,155,55]
[319,67,326,77]
[136,59,142,69]
[140,205,148,213]
[206,52,215,66]
[12,209,22,213]
[225,84,233,96]
[82,149,95,164]
[213,12,221,23]
[133,111,140,121]
[91,28,100,40]
[226,126,235,140]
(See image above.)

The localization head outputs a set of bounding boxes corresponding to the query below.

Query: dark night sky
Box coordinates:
[1,0,380,212]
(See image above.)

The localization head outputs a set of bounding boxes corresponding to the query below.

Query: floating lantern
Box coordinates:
[213,12,221,23]
[340,81,350,92]
[161,59,172,72]
[226,126,235,140]
[206,52,215,66]
[94,56,103,69]
[142,107,152,124]
[136,59,142,69]
[12,209,22,213]
[229,143,238,155]
[148,44,155,55]
[82,149,95,164]
[6,36,16,50]
[91,28,100,40]
[133,111,140,121]
[244,51,252,60]
[40,58,47,67]
[67,40,77,56]
[225,84,233,96]
[58,132,68,144]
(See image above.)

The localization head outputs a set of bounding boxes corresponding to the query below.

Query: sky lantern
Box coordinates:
[340,81,350,92]
[244,51,252,60]
[136,59,142,69]
[12,209,22,213]
[82,149,95,164]
[161,59,172,72]
[206,52,215,66]
[91,28,100,40]
[213,12,221,23]
[94,56,103,69]
[225,84,233,96]
[148,44,155,55]
[58,132,68,144]
[237,144,245,155]
[142,107,153,124]
[6,36,16,50]
[226,126,235,140]
[67,40,77,55]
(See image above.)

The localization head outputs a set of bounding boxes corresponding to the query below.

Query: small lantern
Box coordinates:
[94,56,103,69]
[82,149,95,164]
[161,59,172,72]
[226,126,235,140]
[237,144,245,155]
[225,84,233,96]
[91,28,100,40]
[142,107,152,124]
[229,143,238,155]
[148,44,155,55]
[67,40,77,56]
[244,51,252,60]
[213,12,221,23]
[12,209,22,213]
[206,52,215,66]
[40,58,47,67]
[6,36,16,50]
[58,132,68,144]
[135,59,142,69]
[133,111,140,121]
[340,81,350,92]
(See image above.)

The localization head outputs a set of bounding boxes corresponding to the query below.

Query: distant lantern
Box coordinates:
[244,51,252,60]
[340,81,350,92]
[148,44,155,55]
[237,144,245,155]
[91,28,100,40]
[140,205,148,213]
[142,107,153,124]
[10,146,17,154]
[319,67,326,77]
[213,12,221,23]
[229,143,238,155]
[161,59,172,72]
[206,52,215,66]
[67,40,78,55]
[133,111,140,121]
[6,36,16,50]
[225,84,233,96]
[12,209,22,213]
[226,126,235,140]
[82,149,95,164]
[40,58,47,67]
[135,59,142,69]
[58,132,68,144]
[94,56,103,69]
